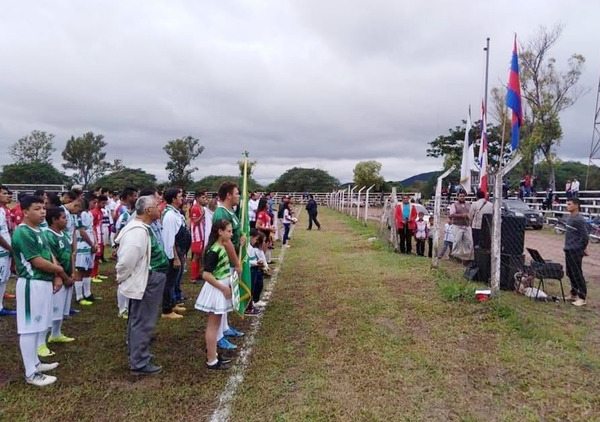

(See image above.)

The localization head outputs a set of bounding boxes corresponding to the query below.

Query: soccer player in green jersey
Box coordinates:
[12,196,72,387]
[44,207,76,344]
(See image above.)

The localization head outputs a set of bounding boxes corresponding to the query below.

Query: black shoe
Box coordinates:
[206,360,230,370]
[130,363,163,375]
[84,294,102,301]
[205,350,233,364]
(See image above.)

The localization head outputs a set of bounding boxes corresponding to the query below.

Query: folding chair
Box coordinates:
[526,248,566,302]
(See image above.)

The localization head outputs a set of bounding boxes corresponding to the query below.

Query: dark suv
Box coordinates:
[501,199,544,230]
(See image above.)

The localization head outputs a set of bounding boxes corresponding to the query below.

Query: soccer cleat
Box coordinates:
[36,362,59,372]
[26,373,57,387]
[161,312,183,320]
[48,334,75,343]
[253,301,267,308]
[84,294,102,301]
[97,275,108,280]
[130,363,163,376]
[206,360,231,370]
[244,307,262,317]
[119,310,129,319]
[91,277,103,283]
[217,337,237,350]
[69,309,80,315]
[0,309,17,316]
[37,345,56,358]
[77,299,93,306]
[223,327,244,338]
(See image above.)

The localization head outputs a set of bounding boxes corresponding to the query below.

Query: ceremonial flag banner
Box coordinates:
[506,35,523,151]
[460,107,473,193]
[236,152,253,316]
[479,101,489,194]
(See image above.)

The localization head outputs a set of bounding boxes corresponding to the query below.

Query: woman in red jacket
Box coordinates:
[394,196,418,255]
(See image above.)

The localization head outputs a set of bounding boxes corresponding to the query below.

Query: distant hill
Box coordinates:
[389,171,441,187]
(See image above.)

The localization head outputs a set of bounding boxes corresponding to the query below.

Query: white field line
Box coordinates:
[208,210,298,422]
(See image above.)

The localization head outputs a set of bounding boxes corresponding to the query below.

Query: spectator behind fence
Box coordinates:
[564,197,588,307]
[469,190,493,249]
[571,178,580,197]
[394,195,417,255]
[449,192,472,261]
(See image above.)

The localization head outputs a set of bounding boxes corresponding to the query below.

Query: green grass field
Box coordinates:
[1,208,600,421]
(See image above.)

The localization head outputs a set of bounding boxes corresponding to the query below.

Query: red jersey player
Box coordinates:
[189,190,208,283]
[90,195,107,282]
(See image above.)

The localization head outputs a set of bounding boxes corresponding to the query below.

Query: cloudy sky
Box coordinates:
[1,0,599,185]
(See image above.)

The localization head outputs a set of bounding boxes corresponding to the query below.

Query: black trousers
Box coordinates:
[427,238,433,258]
[471,228,481,250]
[162,259,178,314]
[308,212,321,230]
[566,249,586,299]
[416,239,426,256]
[398,227,413,254]
[251,268,264,303]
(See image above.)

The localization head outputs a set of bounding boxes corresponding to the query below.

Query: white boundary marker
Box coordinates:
[208,210,298,422]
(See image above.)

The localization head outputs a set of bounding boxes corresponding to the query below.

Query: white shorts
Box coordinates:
[102,226,110,246]
[0,256,11,284]
[75,253,93,271]
[52,285,72,321]
[16,278,53,334]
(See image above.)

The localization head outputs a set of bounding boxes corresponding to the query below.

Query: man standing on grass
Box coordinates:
[190,190,208,284]
[449,192,472,261]
[12,195,71,386]
[248,191,259,229]
[116,195,167,375]
[564,198,589,307]
[0,185,16,316]
[305,194,321,230]
[394,195,417,254]
[468,190,493,249]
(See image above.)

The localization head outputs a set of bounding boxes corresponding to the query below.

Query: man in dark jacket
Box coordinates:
[564,198,589,306]
[305,195,321,230]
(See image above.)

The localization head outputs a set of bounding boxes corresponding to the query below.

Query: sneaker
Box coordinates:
[206,360,231,370]
[161,312,183,320]
[26,372,57,387]
[97,275,108,280]
[77,299,93,306]
[567,294,578,301]
[119,310,129,319]
[130,363,163,375]
[91,277,103,283]
[84,294,102,301]
[217,337,237,350]
[244,307,262,317]
[37,345,56,358]
[48,334,75,343]
[223,327,244,338]
[69,309,80,315]
[254,301,267,308]
[0,309,17,316]
[36,362,59,372]
[173,305,187,313]
[3,293,15,300]
[572,299,587,307]
[284,245,291,249]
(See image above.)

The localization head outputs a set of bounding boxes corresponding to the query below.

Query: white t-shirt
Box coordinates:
[248,199,259,222]
[203,207,214,251]
[0,207,11,255]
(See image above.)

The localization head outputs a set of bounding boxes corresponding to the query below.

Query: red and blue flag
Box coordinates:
[506,35,523,150]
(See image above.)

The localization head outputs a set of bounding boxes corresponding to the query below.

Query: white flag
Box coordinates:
[460,107,473,193]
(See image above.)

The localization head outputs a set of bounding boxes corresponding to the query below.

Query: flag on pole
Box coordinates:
[235,151,252,316]
[506,35,523,151]
[478,101,489,194]
[460,107,473,193]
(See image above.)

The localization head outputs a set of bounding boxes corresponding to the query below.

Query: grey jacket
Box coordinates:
[564,213,589,251]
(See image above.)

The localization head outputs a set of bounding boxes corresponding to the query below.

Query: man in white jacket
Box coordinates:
[115,196,168,376]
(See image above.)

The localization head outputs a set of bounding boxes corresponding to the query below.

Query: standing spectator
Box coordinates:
[449,192,472,260]
[565,179,572,199]
[502,179,510,199]
[427,216,435,258]
[190,190,208,284]
[468,190,493,249]
[438,217,454,259]
[571,178,580,198]
[248,192,259,229]
[543,188,553,211]
[524,173,532,197]
[116,195,167,375]
[305,194,321,230]
[10,192,28,230]
[414,212,428,257]
[564,198,588,307]
[281,202,293,248]
[394,195,417,255]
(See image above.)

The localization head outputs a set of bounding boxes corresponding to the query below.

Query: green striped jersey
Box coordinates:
[44,229,73,275]
[11,224,54,281]
[203,243,230,280]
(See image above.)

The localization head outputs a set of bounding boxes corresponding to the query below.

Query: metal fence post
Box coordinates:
[364,184,375,225]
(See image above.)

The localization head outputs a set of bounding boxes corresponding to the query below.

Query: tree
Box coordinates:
[269,168,339,192]
[62,132,111,189]
[192,175,263,192]
[9,130,56,164]
[93,168,157,192]
[238,160,257,177]
[111,159,126,172]
[518,24,587,188]
[163,136,204,189]
[353,160,385,189]
[0,162,70,185]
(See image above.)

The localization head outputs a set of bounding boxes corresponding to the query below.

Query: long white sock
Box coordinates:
[265,249,272,263]
[0,282,6,311]
[220,313,230,334]
[36,329,49,349]
[19,333,40,378]
[51,320,62,338]
[117,290,128,314]
[83,277,92,298]
[75,281,84,301]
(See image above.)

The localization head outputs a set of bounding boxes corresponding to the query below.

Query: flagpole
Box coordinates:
[239,151,249,258]
[484,38,490,120]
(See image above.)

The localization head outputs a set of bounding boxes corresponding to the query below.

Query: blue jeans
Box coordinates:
[438,241,453,258]
[283,223,291,245]
[172,262,185,302]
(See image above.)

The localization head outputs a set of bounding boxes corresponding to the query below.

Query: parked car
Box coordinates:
[501,199,544,230]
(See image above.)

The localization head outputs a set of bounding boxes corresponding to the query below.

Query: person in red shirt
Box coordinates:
[10,192,28,230]
[394,195,418,255]
[256,197,275,264]
[189,190,208,283]
[90,195,107,282]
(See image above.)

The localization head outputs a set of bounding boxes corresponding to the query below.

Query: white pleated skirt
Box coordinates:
[195,276,233,315]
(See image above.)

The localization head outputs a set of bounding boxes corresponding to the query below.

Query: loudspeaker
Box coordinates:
[501,216,526,256]
[480,214,493,250]
[500,253,524,291]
